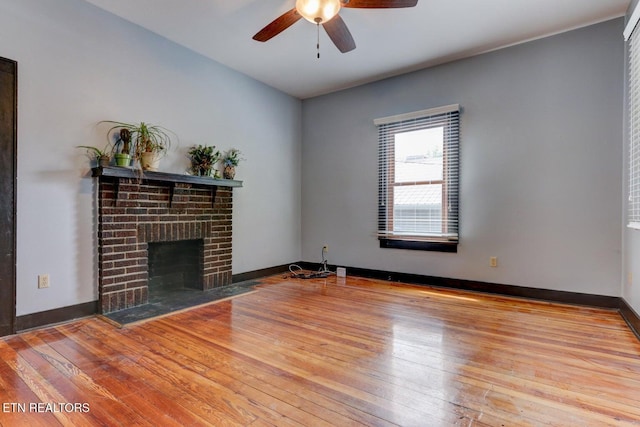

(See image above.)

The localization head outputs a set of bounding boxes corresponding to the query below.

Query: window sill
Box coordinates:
[379,238,457,253]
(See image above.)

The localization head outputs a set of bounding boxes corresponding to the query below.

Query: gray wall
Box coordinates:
[0,0,302,316]
[301,19,624,296]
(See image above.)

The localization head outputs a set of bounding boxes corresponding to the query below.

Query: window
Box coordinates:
[375,104,460,252]
[627,10,640,229]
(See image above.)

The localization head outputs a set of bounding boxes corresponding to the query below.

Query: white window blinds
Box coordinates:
[376,104,460,243]
[628,14,640,229]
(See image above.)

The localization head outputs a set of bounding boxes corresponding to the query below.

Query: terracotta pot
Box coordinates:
[98,155,111,167]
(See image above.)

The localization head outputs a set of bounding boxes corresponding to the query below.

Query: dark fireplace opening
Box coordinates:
[148,239,204,297]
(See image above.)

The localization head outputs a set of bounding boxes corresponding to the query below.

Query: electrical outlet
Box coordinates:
[490,257,498,268]
[38,274,50,289]
[323,245,328,252]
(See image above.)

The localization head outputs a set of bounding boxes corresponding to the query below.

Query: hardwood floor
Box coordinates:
[1,275,640,426]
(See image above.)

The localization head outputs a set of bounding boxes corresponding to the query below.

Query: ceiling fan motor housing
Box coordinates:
[296,0,342,23]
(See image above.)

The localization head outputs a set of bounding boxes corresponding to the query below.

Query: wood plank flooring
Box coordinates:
[1,275,640,426]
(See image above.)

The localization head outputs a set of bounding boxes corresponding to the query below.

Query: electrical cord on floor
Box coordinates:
[288,264,331,279]
[320,246,330,273]
[289,247,336,279]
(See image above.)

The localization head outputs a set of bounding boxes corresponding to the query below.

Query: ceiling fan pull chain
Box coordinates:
[316,21,320,59]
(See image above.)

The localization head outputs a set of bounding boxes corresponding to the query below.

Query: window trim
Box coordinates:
[379,238,458,253]
[376,104,460,252]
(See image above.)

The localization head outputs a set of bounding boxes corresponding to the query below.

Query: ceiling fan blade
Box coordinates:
[341,0,418,8]
[253,8,302,42]
[323,15,356,53]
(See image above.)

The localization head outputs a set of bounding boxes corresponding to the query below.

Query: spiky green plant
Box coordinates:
[100,120,176,159]
[222,148,243,167]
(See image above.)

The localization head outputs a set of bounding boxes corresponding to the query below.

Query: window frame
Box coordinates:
[375,104,460,252]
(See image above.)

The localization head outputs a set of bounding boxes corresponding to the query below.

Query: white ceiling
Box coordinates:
[83,0,629,99]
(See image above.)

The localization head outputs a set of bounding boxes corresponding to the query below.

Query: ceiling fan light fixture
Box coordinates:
[295,0,341,24]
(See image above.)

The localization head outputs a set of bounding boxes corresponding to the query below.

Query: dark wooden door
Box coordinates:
[0,58,16,336]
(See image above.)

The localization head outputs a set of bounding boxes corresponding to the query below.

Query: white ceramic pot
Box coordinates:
[140,152,160,171]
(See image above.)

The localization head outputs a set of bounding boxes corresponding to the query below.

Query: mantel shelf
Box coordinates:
[92,166,243,188]
[92,166,243,207]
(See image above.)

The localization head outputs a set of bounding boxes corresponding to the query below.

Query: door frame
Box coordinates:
[0,57,17,336]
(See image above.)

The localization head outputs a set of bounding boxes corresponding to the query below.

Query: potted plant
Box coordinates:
[221,148,243,179]
[113,128,132,167]
[188,144,220,177]
[101,121,175,171]
[77,145,111,167]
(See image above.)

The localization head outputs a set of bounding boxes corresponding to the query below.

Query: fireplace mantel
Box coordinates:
[92,166,243,188]
[92,166,242,207]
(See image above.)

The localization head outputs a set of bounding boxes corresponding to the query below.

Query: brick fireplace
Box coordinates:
[94,167,242,314]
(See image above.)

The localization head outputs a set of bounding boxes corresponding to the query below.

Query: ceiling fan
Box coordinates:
[252,0,418,54]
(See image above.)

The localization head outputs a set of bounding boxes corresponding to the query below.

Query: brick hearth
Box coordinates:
[96,173,235,314]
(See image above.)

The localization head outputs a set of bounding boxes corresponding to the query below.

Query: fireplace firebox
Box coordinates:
[148,239,203,294]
